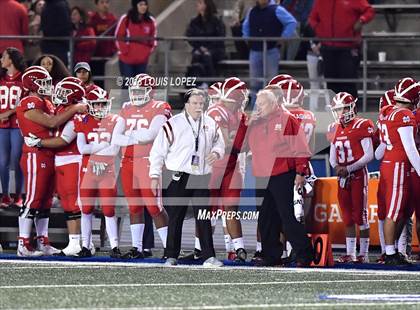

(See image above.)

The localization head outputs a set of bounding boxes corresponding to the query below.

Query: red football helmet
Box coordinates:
[279,79,304,107]
[61,76,84,85]
[208,82,222,107]
[22,66,53,96]
[379,89,395,111]
[267,74,293,87]
[52,78,85,106]
[129,73,155,106]
[86,87,112,118]
[394,77,420,106]
[220,77,249,109]
[329,92,357,124]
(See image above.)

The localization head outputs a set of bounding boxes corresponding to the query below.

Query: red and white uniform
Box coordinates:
[74,113,120,217]
[116,99,171,217]
[54,108,82,215]
[0,71,25,128]
[288,107,316,145]
[377,105,418,222]
[410,108,420,219]
[16,96,55,209]
[329,118,374,227]
[207,104,245,207]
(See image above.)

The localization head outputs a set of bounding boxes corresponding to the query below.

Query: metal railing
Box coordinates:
[2,33,420,111]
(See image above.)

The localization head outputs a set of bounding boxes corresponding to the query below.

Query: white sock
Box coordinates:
[232,237,244,251]
[130,223,144,250]
[34,217,49,237]
[398,225,407,256]
[359,237,370,257]
[256,241,262,252]
[378,220,386,254]
[68,234,80,247]
[81,213,92,249]
[157,226,168,248]
[18,217,33,239]
[195,236,201,251]
[346,237,356,259]
[105,216,119,249]
[281,250,288,259]
[385,244,396,256]
[286,241,293,257]
[224,234,232,252]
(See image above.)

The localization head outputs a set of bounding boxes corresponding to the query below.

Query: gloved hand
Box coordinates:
[24,133,41,148]
[293,186,304,223]
[91,161,108,176]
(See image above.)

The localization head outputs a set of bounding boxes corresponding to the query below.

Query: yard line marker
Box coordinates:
[1,279,420,289]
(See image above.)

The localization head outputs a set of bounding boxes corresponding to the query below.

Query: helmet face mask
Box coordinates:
[88,100,111,119]
[35,76,53,96]
[129,86,152,106]
[52,85,72,105]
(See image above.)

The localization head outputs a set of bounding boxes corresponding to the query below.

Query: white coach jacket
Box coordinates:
[149,111,225,177]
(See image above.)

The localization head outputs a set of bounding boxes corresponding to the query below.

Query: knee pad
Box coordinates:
[37,208,51,219]
[65,211,81,221]
[18,206,37,219]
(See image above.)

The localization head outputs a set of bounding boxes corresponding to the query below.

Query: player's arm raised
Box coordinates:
[24,103,87,129]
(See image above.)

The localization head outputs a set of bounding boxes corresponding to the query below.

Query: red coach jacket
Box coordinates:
[115,14,157,65]
[308,0,375,48]
[246,108,310,178]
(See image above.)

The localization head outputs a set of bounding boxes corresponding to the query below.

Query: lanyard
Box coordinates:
[185,111,201,153]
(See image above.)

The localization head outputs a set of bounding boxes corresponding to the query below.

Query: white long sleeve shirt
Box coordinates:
[329,137,373,173]
[149,112,225,177]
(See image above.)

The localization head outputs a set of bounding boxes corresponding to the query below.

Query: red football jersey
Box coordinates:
[55,106,80,157]
[0,71,25,128]
[414,107,420,152]
[378,106,417,162]
[119,99,172,158]
[288,107,316,144]
[74,113,120,166]
[331,117,374,167]
[16,95,55,154]
[207,103,244,169]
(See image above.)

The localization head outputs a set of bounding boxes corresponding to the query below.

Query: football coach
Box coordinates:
[149,89,225,267]
[244,89,314,267]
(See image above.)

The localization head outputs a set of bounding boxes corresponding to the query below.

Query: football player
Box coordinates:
[375,78,420,265]
[206,77,248,262]
[112,73,171,258]
[328,92,374,263]
[74,87,122,258]
[16,66,86,256]
[23,77,87,256]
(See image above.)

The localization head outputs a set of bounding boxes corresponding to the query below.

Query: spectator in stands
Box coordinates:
[0,0,29,54]
[33,54,70,85]
[89,0,117,89]
[115,0,157,81]
[280,0,314,61]
[24,0,45,66]
[242,0,297,108]
[74,62,96,92]
[40,0,72,65]
[186,0,225,87]
[0,47,27,208]
[309,0,375,99]
[71,6,96,64]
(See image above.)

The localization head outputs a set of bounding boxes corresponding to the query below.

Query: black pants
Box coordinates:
[163,173,215,260]
[321,46,360,99]
[257,170,313,265]
[142,208,154,250]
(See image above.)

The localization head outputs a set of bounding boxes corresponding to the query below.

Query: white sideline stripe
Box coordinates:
[1,279,420,289]
[27,302,420,310]
[1,259,420,276]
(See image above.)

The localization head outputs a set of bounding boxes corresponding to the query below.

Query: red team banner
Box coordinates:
[306,177,419,249]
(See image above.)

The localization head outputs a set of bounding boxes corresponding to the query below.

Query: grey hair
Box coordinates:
[256,89,277,105]
[185,88,207,104]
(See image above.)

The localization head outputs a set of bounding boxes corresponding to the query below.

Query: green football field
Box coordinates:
[0,259,419,309]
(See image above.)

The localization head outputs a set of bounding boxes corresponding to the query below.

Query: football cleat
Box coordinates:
[60,243,82,257]
[376,253,386,264]
[227,251,237,261]
[0,195,12,208]
[336,255,356,263]
[12,196,24,208]
[142,249,153,258]
[17,238,43,257]
[110,247,122,258]
[122,247,144,259]
[234,248,247,263]
[385,253,401,265]
[179,248,202,261]
[251,250,264,262]
[37,236,60,255]
[90,242,96,256]
[397,252,412,265]
[164,258,177,266]
[355,255,369,264]
[203,257,223,267]
[76,247,92,258]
